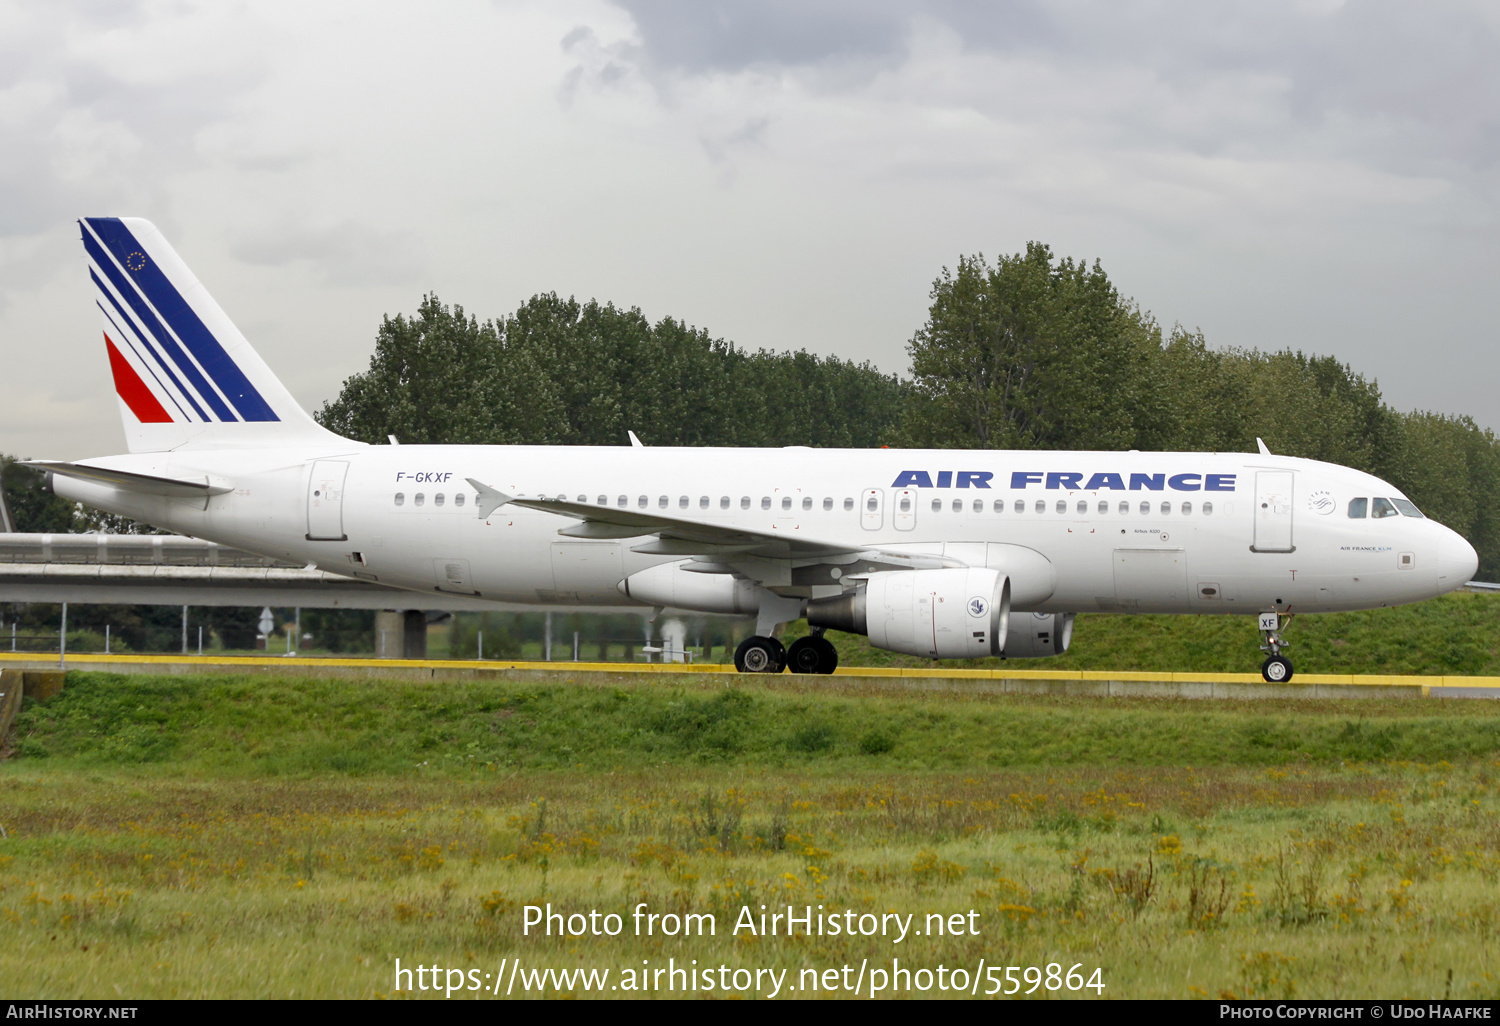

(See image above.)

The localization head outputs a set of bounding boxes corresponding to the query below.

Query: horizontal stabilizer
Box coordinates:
[23,460,233,498]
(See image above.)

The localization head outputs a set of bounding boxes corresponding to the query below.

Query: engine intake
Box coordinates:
[807,567,1010,659]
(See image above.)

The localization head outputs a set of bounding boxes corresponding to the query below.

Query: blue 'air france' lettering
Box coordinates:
[1006,471,1236,492]
[890,470,995,489]
[892,470,1236,491]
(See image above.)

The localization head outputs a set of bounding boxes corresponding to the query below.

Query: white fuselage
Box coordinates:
[52,444,1478,618]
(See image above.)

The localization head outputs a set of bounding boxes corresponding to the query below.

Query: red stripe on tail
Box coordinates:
[104,333,173,423]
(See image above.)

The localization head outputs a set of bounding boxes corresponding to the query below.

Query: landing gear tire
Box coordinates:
[1261,656,1293,683]
[787,636,839,675]
[735,636,786,673]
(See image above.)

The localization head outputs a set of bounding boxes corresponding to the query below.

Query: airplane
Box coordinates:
[24,217,1480,682]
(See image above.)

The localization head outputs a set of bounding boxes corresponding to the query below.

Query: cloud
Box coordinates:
[229,219,426,287]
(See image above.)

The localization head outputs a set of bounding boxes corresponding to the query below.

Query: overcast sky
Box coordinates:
[2,0,1497,459]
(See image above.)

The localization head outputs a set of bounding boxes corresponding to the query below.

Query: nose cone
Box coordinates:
[1434,524,1479,591]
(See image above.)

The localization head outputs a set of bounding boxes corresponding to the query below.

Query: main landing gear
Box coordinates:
[734,629,839,674]
[1258,611,1294,683]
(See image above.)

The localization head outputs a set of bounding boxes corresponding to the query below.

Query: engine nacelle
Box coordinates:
[617,561,760,615]
[1002,612,1075,658]
[806,567,1010,659]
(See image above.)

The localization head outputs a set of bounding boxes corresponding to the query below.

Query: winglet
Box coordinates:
[1256,437,1272,456]
[466,478,513,520]
[628,431,644,448]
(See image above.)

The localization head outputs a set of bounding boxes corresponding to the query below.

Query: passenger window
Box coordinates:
[576,495,586,503]
[394,492,405,506]
[932,498,942,513]
[899,496,911,512]
[1372,497,1399,519]
[973,499,983,513]
[844,497,854,511]
[1015,499,1025,513]
[954,499,964,513]
[1161,501,1171,516]
[1203,501,1214,515]
[1035,500,1046,514]
[1139,501,1150,515]
[455,493,465,507]
[742,496,752,510]
[866,496,877,512]
[1098,500,1108,515]
[1392,498,1424,518]
[679,496,689,509]
[1181,502,1192,515]
[762,497,772,510]
[435,493,445,507]
[1119,501,1129,515]
[415,493,425,507]
[1077,500,1087,514]
[659,495,669,508]
[617,495,627,508]
[1347,497,1368,519]
[823,497,833,511]
[637,495,648,509]
[597,495,607,505]
[802,497,812,511]
[1055,500,1066,514]
[994,499,1005,513]
[781,496,792,510]
[700,496,710,509]
[720,496,730,509]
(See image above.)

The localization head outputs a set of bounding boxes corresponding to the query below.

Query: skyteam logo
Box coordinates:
[892,470,1237,492]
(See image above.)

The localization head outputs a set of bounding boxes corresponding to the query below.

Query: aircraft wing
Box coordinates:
[469,479,957,581]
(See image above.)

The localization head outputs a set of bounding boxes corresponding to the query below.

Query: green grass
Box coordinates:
[787,591,1500,675]
[10,671,1500,774]
[4,673,1500,1000]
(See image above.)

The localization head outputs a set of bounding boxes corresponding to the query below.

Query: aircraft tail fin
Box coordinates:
[81,217,350,453]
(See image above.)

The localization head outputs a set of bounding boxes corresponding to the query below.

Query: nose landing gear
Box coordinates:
[1258,611,1294,683]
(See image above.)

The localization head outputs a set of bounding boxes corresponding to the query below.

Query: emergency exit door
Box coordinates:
[1252,470,1295,552]
[306,460,349,541]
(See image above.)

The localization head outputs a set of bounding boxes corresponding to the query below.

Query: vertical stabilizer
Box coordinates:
[81,217,351,452]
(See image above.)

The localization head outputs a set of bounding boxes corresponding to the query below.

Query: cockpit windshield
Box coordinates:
[1371,497,1399,519]
[1391,498,1424,518]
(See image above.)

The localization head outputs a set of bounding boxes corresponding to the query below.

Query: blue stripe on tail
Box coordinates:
[83,228,233,421]
[91,270,206,421]
[84,218,280,423]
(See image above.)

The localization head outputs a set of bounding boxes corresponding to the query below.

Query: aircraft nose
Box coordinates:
[1435,525,1479,588]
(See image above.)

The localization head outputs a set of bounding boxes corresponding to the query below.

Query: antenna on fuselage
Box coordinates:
[628,431,645,448]
[1256,437,1272,456]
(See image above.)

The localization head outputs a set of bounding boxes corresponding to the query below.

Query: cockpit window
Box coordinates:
[1347,497,1368,519]
[1391,498,1424,518]
[1371,497,1399,519]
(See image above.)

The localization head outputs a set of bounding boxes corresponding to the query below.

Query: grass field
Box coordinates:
[2,671,1500,999]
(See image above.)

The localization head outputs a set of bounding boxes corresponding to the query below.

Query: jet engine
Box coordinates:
[1001,612,1075,658]
[617,561,759,615]
[806,567,1010,659]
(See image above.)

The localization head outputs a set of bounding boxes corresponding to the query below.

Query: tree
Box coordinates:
[900,245,1158,450]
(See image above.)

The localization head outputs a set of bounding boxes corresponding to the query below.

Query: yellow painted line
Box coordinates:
[0,651,1488,687]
